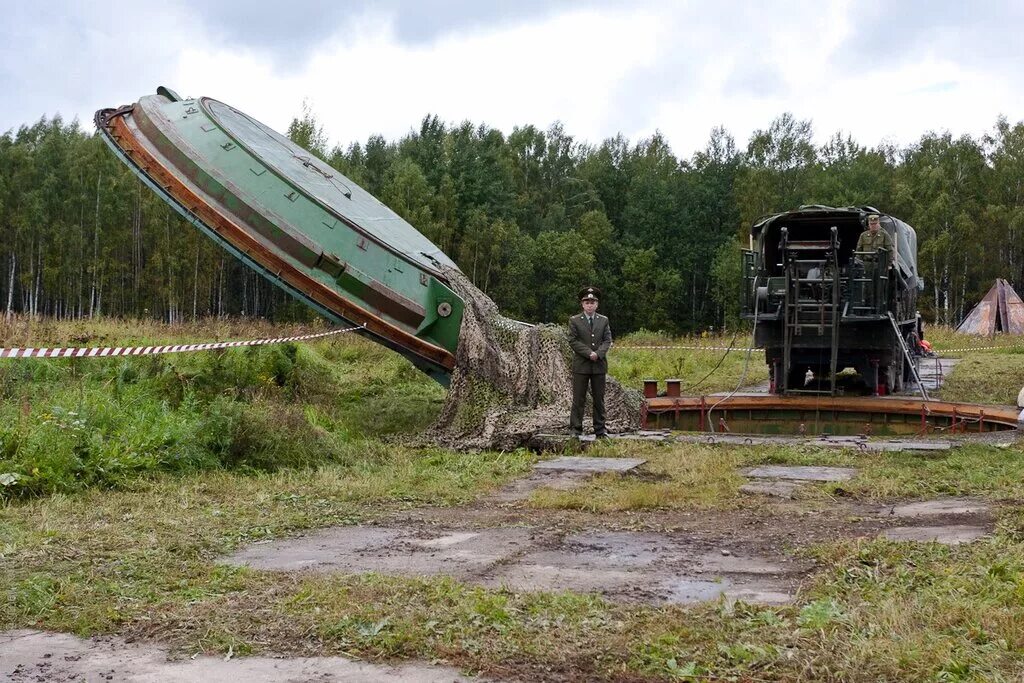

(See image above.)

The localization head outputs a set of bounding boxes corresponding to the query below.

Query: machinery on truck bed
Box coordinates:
[741,205,925,395]
[96,87,463,385]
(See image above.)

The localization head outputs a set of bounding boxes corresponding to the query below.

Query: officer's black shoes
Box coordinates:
[595,433,610,440]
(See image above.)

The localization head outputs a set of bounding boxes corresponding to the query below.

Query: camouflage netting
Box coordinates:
[423,268,642,450]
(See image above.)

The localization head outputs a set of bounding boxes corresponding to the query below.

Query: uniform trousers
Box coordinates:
[570,372,606,435]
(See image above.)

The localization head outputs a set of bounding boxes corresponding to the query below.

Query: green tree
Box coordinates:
[710,239,744,328]
[381,158,437,240]
[286,102,329,161]
[735,113,817,229]
[893,132,987,324]
[616,246,683,333]
[983,117,1024,289]
[531,230,595,322]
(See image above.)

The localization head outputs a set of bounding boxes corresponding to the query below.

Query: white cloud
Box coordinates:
[2,0,1021,159]
[173,6,662,148]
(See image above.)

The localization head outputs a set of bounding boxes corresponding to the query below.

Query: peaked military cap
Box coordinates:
[579,286,601,301]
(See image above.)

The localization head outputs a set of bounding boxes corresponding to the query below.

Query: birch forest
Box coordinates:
[2,110,1022,333]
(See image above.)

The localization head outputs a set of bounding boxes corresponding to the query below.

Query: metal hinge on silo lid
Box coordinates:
[315,251,346,278]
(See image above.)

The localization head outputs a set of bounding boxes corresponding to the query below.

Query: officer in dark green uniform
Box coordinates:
[856,214,895,266]
[568,286,612,438]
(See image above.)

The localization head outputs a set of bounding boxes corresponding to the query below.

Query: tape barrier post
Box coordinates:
[0,325,363,360]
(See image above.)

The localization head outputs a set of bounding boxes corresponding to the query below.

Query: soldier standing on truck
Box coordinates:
[856,214,896,266]
[568,286,612,439]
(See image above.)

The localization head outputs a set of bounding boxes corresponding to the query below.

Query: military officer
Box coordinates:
[856,214,896,266]
[568,286,612,438]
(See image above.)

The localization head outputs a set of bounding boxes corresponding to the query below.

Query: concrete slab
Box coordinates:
[676,433,957,452]
[228,526,404,572]
[813,436,952,452]
[487,455,645,503]
[695,552,787,575]
[862,441,952,452]
[224,526,536,579]
[905,357,959,396]
[663,578,729,602]
[887,498,990,518]
[482,538,666,596]
[677,434,796,446]
[615,430,672,441]
[740,465,858,482]
[534,456,646,473]
[723,587,795,605]
[881,525,988,545]
[408,532,480,549]
[224,526,796,606]
[0,630,471,682]
[483,564,641,595]
[485,470,594,503]
[660,578,794,605]
[739,481,801,499]
[561,531,667,567]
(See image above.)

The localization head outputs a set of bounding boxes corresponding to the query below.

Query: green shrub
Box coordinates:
[0,334,441,500]
[222,401,338,472]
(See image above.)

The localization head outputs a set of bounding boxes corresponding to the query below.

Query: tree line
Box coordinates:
[2,108,1022,333]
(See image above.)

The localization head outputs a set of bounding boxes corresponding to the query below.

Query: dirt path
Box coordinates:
[0,630,471,683]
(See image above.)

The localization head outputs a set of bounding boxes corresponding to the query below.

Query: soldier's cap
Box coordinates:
[579,286,601,301]
[867,214,880,222]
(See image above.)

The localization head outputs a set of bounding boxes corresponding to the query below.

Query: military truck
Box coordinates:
[741,205,924,395]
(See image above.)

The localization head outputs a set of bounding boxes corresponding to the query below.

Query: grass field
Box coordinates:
[2,318,1024,681]
[611,329,770,395]
[923,326,1024,405]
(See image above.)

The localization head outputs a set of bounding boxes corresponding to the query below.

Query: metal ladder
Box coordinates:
[781,227,842,395]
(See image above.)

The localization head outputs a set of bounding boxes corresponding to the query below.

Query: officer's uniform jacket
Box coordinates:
[856,229,895,264]
[568,313,612,374]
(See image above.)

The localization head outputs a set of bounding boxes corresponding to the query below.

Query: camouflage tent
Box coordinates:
[956,279,1024,335]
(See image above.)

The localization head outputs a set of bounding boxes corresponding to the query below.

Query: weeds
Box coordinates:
[0,320,441,499]
[939,355,1024,405]
[3,319,1024,680]
[611,330,769,393]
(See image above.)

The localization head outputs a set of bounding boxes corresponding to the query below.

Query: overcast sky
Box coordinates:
[2,0,1022,158]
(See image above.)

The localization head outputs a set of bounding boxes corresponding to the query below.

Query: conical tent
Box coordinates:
[956,279,1024,334]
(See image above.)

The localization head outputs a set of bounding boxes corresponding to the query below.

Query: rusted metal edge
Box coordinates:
[645,395,1021,429]
[99,108,455,372]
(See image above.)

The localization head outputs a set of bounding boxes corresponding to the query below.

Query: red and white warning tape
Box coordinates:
[617,344,1022,355]
[616,345,741,352]
[0,325,362,359]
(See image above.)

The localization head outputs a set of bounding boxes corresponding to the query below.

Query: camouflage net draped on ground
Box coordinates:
[424,269,642,450]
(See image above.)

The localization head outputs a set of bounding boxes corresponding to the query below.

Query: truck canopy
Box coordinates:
[751,205,918,281]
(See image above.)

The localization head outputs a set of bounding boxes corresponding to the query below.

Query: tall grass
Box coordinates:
[611,329,769,393]
[0,318,442,499]
[923,325,1024,404]
[3,319,1020,500]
